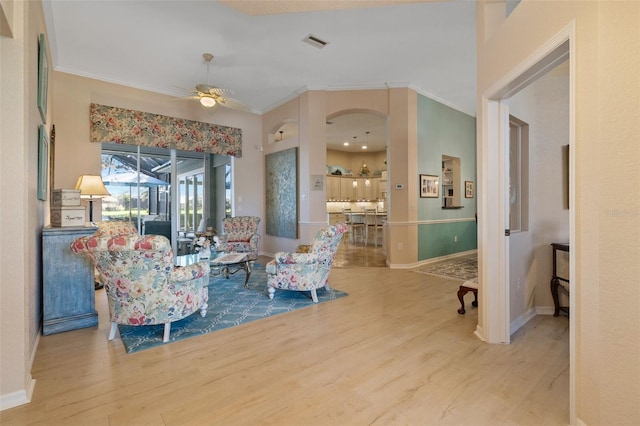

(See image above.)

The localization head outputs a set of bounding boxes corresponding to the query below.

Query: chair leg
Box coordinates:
[457,286,478,315]
[163,323,171,343]
[108,322,118,340]
[310,289,318,303]
[457,287,467,314]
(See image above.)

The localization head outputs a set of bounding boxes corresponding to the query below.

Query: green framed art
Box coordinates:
[38,125,49,201]
[38,33,49,124]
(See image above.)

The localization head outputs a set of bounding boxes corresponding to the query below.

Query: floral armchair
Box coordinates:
[266,223,348,302]
[217,216,261,260]
[95,220,139,237]
[90,221,139,289]
[71,233,210,343]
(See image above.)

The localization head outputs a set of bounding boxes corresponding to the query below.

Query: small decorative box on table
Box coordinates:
[52,189,81,207]
[51,189,85,227]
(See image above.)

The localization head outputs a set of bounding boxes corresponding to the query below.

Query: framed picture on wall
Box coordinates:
[38,125,49,201]
[420,174,439,198]
[465,180,474,198]
[37,33,49,124]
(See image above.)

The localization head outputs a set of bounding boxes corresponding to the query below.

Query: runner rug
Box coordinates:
[118,264,348,353]
[415,255,478,282]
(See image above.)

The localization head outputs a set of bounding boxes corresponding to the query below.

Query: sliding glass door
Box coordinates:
[101,143,227,255]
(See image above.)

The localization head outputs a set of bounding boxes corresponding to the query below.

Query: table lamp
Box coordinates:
[75,175,110,223]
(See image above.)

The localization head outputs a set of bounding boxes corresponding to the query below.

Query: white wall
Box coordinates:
[0,0,45,410]
[508,61,570,329]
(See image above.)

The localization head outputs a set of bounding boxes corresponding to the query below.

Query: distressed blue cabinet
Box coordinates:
[42,226,98,335]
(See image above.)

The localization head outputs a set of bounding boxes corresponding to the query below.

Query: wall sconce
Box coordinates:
[352,179,358,188]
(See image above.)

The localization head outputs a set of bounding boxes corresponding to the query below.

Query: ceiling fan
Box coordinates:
[178,53,248,111]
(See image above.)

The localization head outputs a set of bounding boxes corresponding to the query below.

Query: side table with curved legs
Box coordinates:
[550,242,570,317]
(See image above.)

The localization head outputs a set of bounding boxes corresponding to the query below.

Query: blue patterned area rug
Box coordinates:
[118,264,348,354]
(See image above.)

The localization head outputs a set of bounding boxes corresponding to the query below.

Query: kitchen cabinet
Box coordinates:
[326,176,383,202]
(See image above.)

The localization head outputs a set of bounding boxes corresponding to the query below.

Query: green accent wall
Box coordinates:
[418,221,477,259]
[417,95,477,260]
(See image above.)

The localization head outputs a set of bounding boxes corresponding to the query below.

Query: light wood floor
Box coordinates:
[2,256,570,425]
[333,238,387,268]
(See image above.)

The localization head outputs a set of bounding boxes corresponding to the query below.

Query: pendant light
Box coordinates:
[352,136,358,188]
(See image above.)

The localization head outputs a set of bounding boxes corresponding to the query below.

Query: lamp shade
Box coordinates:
[74,175,111,198]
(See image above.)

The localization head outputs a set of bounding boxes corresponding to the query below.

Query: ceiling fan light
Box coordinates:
[200,96,216,107]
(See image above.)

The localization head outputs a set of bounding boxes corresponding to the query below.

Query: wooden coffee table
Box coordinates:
[210,252,252,288]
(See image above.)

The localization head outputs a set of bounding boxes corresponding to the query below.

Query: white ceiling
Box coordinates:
[42,0,477,153]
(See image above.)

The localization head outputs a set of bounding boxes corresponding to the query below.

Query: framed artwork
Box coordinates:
[49,124,56,201]
[38,125,49,201]
[265,148,298,239]
[420,174,439,198]
[37,33,49,124]
[465,180,475,198]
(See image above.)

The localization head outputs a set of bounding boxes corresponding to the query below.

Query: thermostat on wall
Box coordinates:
[395,183,404,190]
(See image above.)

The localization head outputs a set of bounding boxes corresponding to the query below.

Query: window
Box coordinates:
[509,115,529,232]
[101,143,211,237]
[225,163,232,217]
[101,146,171,225]
[178,168,204,233]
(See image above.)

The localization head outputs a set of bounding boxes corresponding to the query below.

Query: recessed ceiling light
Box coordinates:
[302,34,329,49]
[362,146,368,150]
[343,142,349,146]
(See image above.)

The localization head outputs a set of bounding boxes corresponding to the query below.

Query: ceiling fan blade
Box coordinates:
[196,83,222,94]
[170,95,201,102]
[208,86,233,97]
[216,96,250,111]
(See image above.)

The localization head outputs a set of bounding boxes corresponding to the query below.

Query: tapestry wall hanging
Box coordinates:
[265,148,298,239]
[89,103,242,156]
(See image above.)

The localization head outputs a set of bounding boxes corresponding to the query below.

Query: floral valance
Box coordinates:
[89,103,242,156]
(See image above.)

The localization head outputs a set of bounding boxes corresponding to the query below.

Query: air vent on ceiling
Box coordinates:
[302,34,329,49]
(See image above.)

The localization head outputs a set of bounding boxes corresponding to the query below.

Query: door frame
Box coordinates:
[478,23,576,422]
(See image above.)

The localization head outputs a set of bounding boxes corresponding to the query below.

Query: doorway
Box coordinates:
[479,29,575,420]
[325,111,388,267]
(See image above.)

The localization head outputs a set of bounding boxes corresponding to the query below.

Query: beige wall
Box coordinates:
[263,88,418,264]
[0,0,45,409]
[52,72,263,231]
[477,0,639,423]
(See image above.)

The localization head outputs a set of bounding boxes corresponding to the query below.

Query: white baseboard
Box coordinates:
[1,323,41,411]
[0,377,35,411]
[474,324,485,341]
[510,307,537,335]
[535,306,556,316]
